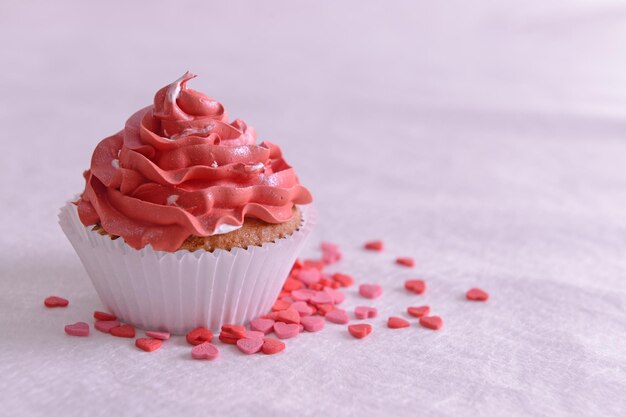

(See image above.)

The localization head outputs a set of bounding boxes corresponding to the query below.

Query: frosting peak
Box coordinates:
[77,72,312,251]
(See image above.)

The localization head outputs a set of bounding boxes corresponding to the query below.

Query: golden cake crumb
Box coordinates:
[92,207,302,252]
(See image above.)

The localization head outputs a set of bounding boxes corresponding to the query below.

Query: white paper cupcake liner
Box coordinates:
[58,201,316,335]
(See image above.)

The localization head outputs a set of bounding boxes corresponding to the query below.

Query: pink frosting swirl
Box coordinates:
[76,72,312,251]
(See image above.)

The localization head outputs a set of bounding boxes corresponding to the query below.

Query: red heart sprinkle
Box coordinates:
[282,278,303,292]
[315,304,335,316]
[364,240,384,251]
[404,279,426,294]
[93,311,117,321]
[272,299,291,311]
[407,306,430,318]
[44,296,69,308]
[110,324,135,338]
[236,337,264,355]
[387,317,410,329]
[261,338,285,355]
[332,273,354,287]
[466,288,489,301]
[191,342,219,360]
[135,338,163,352]
[348,324,372,339]
[186,327,214,345]
[64,322,89,337]
[419,315,443,330]
[396,257,415,267]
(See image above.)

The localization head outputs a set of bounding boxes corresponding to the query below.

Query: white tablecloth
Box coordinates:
[1,1,625,416]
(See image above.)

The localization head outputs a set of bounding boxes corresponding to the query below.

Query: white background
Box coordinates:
[1,1,625,416]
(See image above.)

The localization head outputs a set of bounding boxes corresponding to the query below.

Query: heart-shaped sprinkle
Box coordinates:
[272,299,291,311]
[261,311,281,320]
[145,331,170,340]
[236,337,264,354]
[364,240,384,251]
[273,322,300,339]
[466,288,489,301]
[243,330,265,340]
[291,301,314,316]
[186,327,213,345]
[332,273,354,287]
[321,242,342,265]
[300,315,325,332]
[291,289,317,302]
[262,338,285,355]
[407,306,430,318]
[282,278,303,292]
[191,342,219,360]
[310,291,334,305]
[95,320,120,333]
[250,318,275,334]
[387,317,410,329]
[354,306,378,319]
[110,324,135,338]
[302,259,325,270]
[404,279,426,294]
[348,324,372,339]
[324,287,345,304]
[396,257,415,267]
[64,322,89,337]
[135,338,162,352]
[315,304,335,316]
[297,268,321,285]
[221,324,246,337]
[325,308,349,324]
[93,311,116,321]
[277,307,301,324]
[359,284,383,299]
[44,296,69,308]
[419,315,443,330]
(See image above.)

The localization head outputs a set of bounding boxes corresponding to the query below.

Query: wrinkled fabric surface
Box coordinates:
[0,1,625,417]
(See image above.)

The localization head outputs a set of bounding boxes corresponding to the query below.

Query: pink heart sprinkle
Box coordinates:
[145,330,171,340]
[354,306,378,319]
[297,268,321,285]
[359,284,383,299]
[324,287,345,304]
[300,315,324,332]
[325,308,350,324]
[310,291,334,305]
[236,337,264,354]
[94,320,120,333]
[273,322,300,339]
[291,289,317,302]
[244,330,265,340]
[250,318,275,334]
[191,342,220,360]
[291,301,314,316]
[64,322,89,337]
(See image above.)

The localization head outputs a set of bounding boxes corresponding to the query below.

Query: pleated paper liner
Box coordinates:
[59,201,316,335]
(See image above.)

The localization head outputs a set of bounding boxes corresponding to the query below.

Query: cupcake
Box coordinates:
[59,72,314,334]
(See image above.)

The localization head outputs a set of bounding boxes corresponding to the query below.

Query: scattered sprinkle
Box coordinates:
[44,296,69,308]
